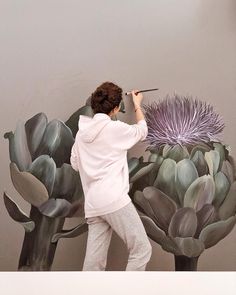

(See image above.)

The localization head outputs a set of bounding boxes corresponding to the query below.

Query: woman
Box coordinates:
[70,81,152,271]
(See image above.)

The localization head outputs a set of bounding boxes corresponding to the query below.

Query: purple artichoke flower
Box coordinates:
[142,94,225,148]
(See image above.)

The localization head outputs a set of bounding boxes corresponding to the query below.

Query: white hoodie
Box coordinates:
[70,112,148,218]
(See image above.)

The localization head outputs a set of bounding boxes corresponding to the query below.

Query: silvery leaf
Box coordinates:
[168,207,198,238]
[219,181,236,220]
[175,159,198,205]
[25,112,48,159]
[35,119,74,167]
[51,221,88,243]
[4,121,32,171]
[3,192,35,232]
[204,150,220,176]
[172,237,205,258]
[213,171,230,208]
[184,175,215,211]
[143,186,177,233]
[28,155,56,196]
[154,158,179,204]
[199,215,236,248]
[221,160,234,184]
[38,198,72,218]
[195,204,216,237]
[10,162,49,207]
[190,150,208,176]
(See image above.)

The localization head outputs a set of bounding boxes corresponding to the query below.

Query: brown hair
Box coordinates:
[91,81,123,114]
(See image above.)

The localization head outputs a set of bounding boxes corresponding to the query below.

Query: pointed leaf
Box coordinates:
[205,150,220,176]
[184,175,215,211]
[35,119,74,167]
[219,181,236,220]
[129,162,154,183]
[213,171,230,208]
[128,157,140,175]
[148,152,159,163]
[175,159,198,205]
[154,158,179,204]
[199,215,236,248]
[165,144,189,162]
[168,208,197,238]
[221,160,234,184]
[51,221,88,243]
[143,186,177,233]
[25,112,48,159]
[10,162,49,206]
[3,192,35,232]
[140,215,181,255]
[162,144,172,158]
[190,150,208,176]
[173,237,205,257]
[133,190,159,224]
[5,121,32,171]
[38,198,72,218]
[28,155,56,196]
[190,144,211,158]
[148,155,164,186]
[195,204,216,237]
[51,163,83,203]
[213,142,226,170]
[65,105,94,137]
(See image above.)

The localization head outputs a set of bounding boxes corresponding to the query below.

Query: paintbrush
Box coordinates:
[125,88,159,95]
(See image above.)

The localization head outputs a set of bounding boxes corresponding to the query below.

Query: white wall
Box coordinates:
[0,0,235,270]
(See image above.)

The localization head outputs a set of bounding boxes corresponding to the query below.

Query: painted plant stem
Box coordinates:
[18,206,65,271]
[174,255,199,271]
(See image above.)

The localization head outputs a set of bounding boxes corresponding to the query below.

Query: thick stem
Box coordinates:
[18,205,65,271]
[174,255,199,271]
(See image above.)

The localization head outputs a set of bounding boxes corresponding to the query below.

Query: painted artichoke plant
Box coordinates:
[4,113,88,271]
[128,95,236,271]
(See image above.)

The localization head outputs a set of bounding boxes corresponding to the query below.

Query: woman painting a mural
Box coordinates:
[70,82,152,271]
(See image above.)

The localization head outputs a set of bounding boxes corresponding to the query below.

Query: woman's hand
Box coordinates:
[131,90,144,108]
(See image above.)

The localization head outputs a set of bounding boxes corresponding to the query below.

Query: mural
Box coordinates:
[4,113,87,270]
[128,94,236,270]
[3,94,236,271]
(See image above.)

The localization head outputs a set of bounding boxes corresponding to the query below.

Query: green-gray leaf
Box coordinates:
[4,121,32,171]
[38,198,72,218]
[28,155,56,196]
[221,160,234,184]
[143,186,177,233]
[204,150,220,176]
[168,207,198,238]
[184,175,215,211]
[175,159,198,205]
[172,237,205,257]
[195,204,216,237]
[165,144,189,162]
[219,181,236,220]
[25,112,48,159]
[10,162,49,207]
[51,221,88,243]
[34,119,74,167]
[3,192,35,232]
[133,190,159,225]
[154,158,179,204]
[199,215,236,248]
[190,150,208,176]
[129,163,155,183]
[213,171,230,208]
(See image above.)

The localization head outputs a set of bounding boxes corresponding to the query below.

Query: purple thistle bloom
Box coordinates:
[142,94,225,148]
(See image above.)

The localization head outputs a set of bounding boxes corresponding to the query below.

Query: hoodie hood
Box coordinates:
[78,113,111,143]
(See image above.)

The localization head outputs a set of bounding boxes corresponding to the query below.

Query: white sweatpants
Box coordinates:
[82,201,152,271]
